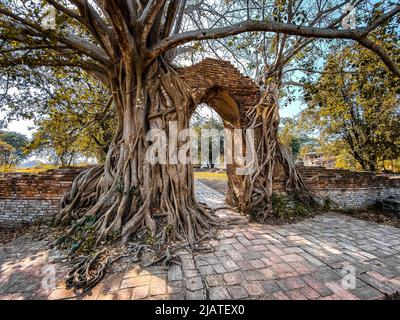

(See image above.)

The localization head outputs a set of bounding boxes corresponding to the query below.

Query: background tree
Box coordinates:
[318,139,362,171]
[0,140,15,166]
[1,64,114,164]
[301,34,400,172]
[0,131,29,165]
[24,70,115,165]
[279,117,315,160]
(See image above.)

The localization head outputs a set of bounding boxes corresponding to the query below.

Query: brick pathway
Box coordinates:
[194,180,228,210]
[1,181,400,300]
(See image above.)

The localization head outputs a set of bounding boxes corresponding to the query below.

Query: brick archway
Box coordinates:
[179,58,260,125]
[178,58,262,208]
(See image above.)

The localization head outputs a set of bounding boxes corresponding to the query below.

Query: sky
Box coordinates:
[280,100,304,119]
[4,118,35,139]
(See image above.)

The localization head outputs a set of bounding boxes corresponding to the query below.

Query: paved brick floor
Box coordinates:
[0,182,400,300]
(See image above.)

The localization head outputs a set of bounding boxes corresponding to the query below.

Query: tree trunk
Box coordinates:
[240,77,313,221]
[55,60,216,246]
[350,148,377,172]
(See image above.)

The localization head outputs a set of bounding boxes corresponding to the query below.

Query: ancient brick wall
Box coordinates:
[178,58,259,111]
[273,165,400,209]
[0,168,84,227]
[0,166,399,227]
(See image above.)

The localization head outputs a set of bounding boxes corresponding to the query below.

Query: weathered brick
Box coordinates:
[223,272,243,286]
[186,277,203,291]
[206,275,224,287]
[278,277,306,291]
[209,286,231,300]
[227,286,249,299]
[243,282,264,296]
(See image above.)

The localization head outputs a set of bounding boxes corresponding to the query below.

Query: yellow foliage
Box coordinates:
[382,160,400,173]
[0,164,59,174]
[0,165,16,173]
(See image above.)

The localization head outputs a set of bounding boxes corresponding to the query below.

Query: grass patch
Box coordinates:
[0,164,60,174]
[0,163,90,174]
[194,171,228,181]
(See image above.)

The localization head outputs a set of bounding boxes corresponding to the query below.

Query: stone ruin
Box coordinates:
[1,59,399,226]
[1,166,399,227]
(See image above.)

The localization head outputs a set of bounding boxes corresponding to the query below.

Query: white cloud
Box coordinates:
[4,119,36,139]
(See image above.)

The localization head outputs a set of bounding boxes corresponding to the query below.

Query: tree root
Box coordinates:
[61,232,216,297]
[52,62,220,293]
[65,250,111,294]
[242,81,314,221]
[53,194,218,293]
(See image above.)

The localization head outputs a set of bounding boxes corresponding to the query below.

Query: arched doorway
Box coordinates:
[190,86,244,208]
[189,104,228,202]
[178,58,261,210]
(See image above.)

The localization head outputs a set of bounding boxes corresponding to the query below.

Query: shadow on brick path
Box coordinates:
[1,181,400,300]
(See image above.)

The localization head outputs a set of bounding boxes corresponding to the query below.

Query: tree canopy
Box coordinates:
[1,1,399,166]
[24,70,114,165]
[301,32,400,172]
[0,131,29,165]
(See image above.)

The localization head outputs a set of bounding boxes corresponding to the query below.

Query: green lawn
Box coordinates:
[194,171,228,180]
[0,164,59,174]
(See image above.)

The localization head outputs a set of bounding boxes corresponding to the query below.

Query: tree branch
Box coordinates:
[0,7,111,66]
[357,37,400,77]
[64,0,117,61]
[363,5,400,35]
[152,5,400,76]
[152,20,366,57]
[0,56,105,74]
[101,1,135,58]
[139,0,166,47]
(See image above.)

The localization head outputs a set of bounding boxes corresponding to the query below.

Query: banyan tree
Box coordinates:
[1,0,399,289]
